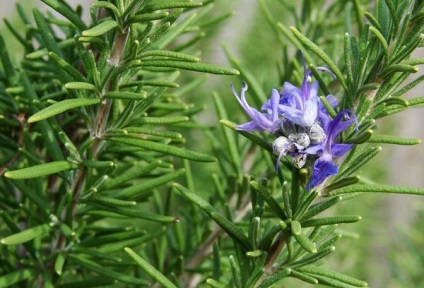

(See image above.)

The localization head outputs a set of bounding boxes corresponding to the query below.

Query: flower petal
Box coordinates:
[305,143,325,155]
[235,121,263,131]
[325,95,338,108]
[331,143,353,158]
[280,82,302,108]
[303,97,319,126]
[326,110,356,147]
[306,153,338,190]
[304,81,319,101]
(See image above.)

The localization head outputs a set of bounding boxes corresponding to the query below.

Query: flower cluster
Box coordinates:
[231,62,356,190]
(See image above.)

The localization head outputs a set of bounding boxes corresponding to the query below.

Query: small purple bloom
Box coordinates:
[305,110,357,190]
[276,79,320,127]
[231,82,281,133]
[263,61,335,128]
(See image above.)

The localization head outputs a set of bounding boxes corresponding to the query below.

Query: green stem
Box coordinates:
[51,22,130,283]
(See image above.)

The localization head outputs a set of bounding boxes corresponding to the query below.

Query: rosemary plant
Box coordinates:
[0,0,423,288]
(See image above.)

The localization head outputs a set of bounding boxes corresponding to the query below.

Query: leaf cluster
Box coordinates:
[0,0,238,287]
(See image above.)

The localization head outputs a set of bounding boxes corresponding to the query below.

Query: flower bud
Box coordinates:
[309,123,326,144]
[273,136,291,156]
[279,119,296,136]
[288,133,310,149]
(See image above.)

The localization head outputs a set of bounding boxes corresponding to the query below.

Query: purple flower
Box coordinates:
[276,76,320,127]
[263,64,334,128]
[305,110,357,190]
[231,82,281,133]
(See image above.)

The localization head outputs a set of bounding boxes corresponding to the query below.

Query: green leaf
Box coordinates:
[292,232,317,254]
[89,196,137,207]
[4,18,26,46]
[291,221,302,235]
[392,75,424,97]
[110,137,216,162]
[103,91,147,100]
[116,169,186,198]
[319,94,337,118]
[143,2,203,12]
[289,246,336,269]
[33,9,63,57]
[65,82,98,92]
[173,183,251,251]
[300,196,342,221]
[383,0,399,34]
[90,203,178,223]
[368,135,421,145]
[54,253,66,275]
[26,39,75,59]
[346,129,373,144]
[68,255,148,285]
[250,181,287,220]
[301,215,362,227]
[120,80,179,88]
[306,274,365,288]
[256,268,291,288]
[81,230,144,247]
[141,50,199,62]
[131,116,189,125]
[369,26,389,60]
[129,12,170,23]
[290,270,319,284]
[5,161,78,179]
[211,211,251,251]
[0,269,35,287]
[290,27,349,93]
[19,71,64,161]
[275,23,315,67]
[1,224,51,245]
[11,180,51,213]
[92,1,120,18]
[103,161,162,190]
[337,146,382,179]
[48,52,87,82]
[125,247,178,288]
[381,64,418,78]
[282,181,292,219]
[0,32,18,85]
[249,217,261,250]
[81,160,115,169]
[364,12,382,31]
[298,265,368,287]
[82,20,118,37]
[213,93,241,170]
[293,191,319,220]
[124,127,182,139]
[28,98,100,123]
[41,0,87,30]
[229,255,242,288]
[148,13,197,50]
[328,184,424,196]
[141,60,239,75]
